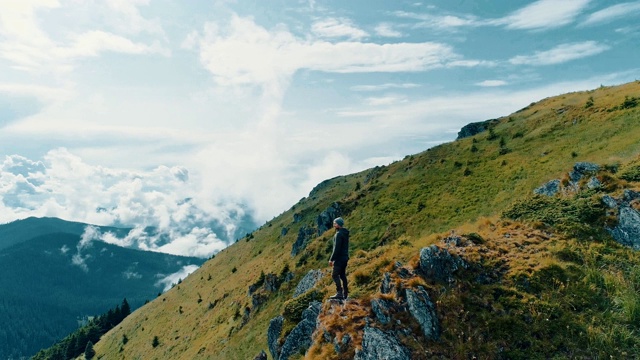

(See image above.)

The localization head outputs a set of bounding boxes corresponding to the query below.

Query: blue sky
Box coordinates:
[0,0,638,256]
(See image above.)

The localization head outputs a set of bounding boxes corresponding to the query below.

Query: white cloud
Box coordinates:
[581,1,640,26]
[476,80,507,87]
[184,15,460,87]
[365,95,408,106]
[156,265,199,292]
[0,0,168,74]
[509,41,609,66]
[374,23,402,38]
[0,149,249,257]
[393,11,478,29]
[498,0,591,30]
[351,83,421,92]
[311,17,368,40]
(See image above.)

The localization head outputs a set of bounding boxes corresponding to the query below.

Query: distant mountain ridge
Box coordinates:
[0,217,205,359]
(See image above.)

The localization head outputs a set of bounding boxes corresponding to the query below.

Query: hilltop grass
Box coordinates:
[91,81,640,360]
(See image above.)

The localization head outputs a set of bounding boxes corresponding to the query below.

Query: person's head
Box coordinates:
[333,217,344,229]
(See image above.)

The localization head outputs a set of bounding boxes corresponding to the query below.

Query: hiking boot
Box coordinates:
[329,293,344,300]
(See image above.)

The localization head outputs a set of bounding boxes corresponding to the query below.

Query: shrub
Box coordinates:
[282,290,324,323]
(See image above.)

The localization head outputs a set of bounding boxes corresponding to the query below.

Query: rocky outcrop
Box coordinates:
[317,202,341,235]
[534,179,561,197]
[370,298,392,324]
[380,272,392,294]
[604,190,640,250]
[253,350,267,360]
[534,162,601,196]
[419,245,466,283]
[278,301,321,360]
[456,119,497,140]
[406,287,439,340]
[294,269,324,297]
[570,162,600,183]
[291,226,315,257]
[267,316,283,360]
[354,326,411,360]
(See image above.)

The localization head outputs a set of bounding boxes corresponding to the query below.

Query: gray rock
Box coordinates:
[406,287,439,340]
[268,316,283,360]
[353,326,411,360]
[291,226,315,257]
[253,350,267,360]
[293,213,302,223]
[587,177,602,189]
[456,120,496,140]
[534,179,561,197]
[569,162,600,183]
[602,195,618,208]
[333,333,351,354]
[279,301,321,360]
[443,234,463,246]
[370,298,391,324]
[608,206,640,250]
[281,227,288,236]
[294,269,324,297]
[574,162,600,174]
[317,202,341,235]
[264,273,279,292]
[380,272,392,294]
[623,189,640,202]
[419,245,466,283]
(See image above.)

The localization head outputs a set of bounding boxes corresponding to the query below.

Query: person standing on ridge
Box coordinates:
[329,217,349,300]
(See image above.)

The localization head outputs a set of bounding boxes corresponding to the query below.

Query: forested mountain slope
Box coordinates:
[93,81,640,359]
[0,218,204,359]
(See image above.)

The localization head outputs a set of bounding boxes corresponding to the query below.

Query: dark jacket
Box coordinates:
[330,228,349,262]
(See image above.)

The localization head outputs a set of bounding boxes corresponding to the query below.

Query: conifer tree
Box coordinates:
[84,340,95,359]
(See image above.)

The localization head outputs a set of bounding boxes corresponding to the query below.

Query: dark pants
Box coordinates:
[332,259,348,296]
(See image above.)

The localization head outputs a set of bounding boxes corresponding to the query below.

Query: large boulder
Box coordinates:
[294,269,324,297]
[406,287,439,340]
[370,298,392,325]
[317,202,341,235]
[419,245,466,283]
[608,206,640,250]
[603,190,640,250]
[267,316,283,360]
[278,301,322,360]
[570,162,600,183]
[534,179,561,197]
[291,226,316,257]
[354,326,411,360]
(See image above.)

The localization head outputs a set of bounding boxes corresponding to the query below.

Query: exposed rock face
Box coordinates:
[278,301,321,360]
[253,350,267,360]
[267,316,283,360]
[317,202,341,235]
[370,298,392,325]
[294,269,324,297]
[534,179,561,197]
[364,166,385,185]
[419,245,466,283]
[601,190,640,250]
[264,273,279,292]
[406,287,439,340]
[570,162,600,182]
[380,272,392,294]
[354,326,411,360]
[280,227,288,236]
[333,333,351,354]
[587,177,602,189]
[608,206,640,250]
[291,226,316,257]
[456,120,495,140]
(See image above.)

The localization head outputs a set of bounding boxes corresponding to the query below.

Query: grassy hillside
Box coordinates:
[93,81,640,359]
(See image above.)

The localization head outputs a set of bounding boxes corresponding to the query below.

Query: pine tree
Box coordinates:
[121,298,131,319]
[84,340,96,359]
